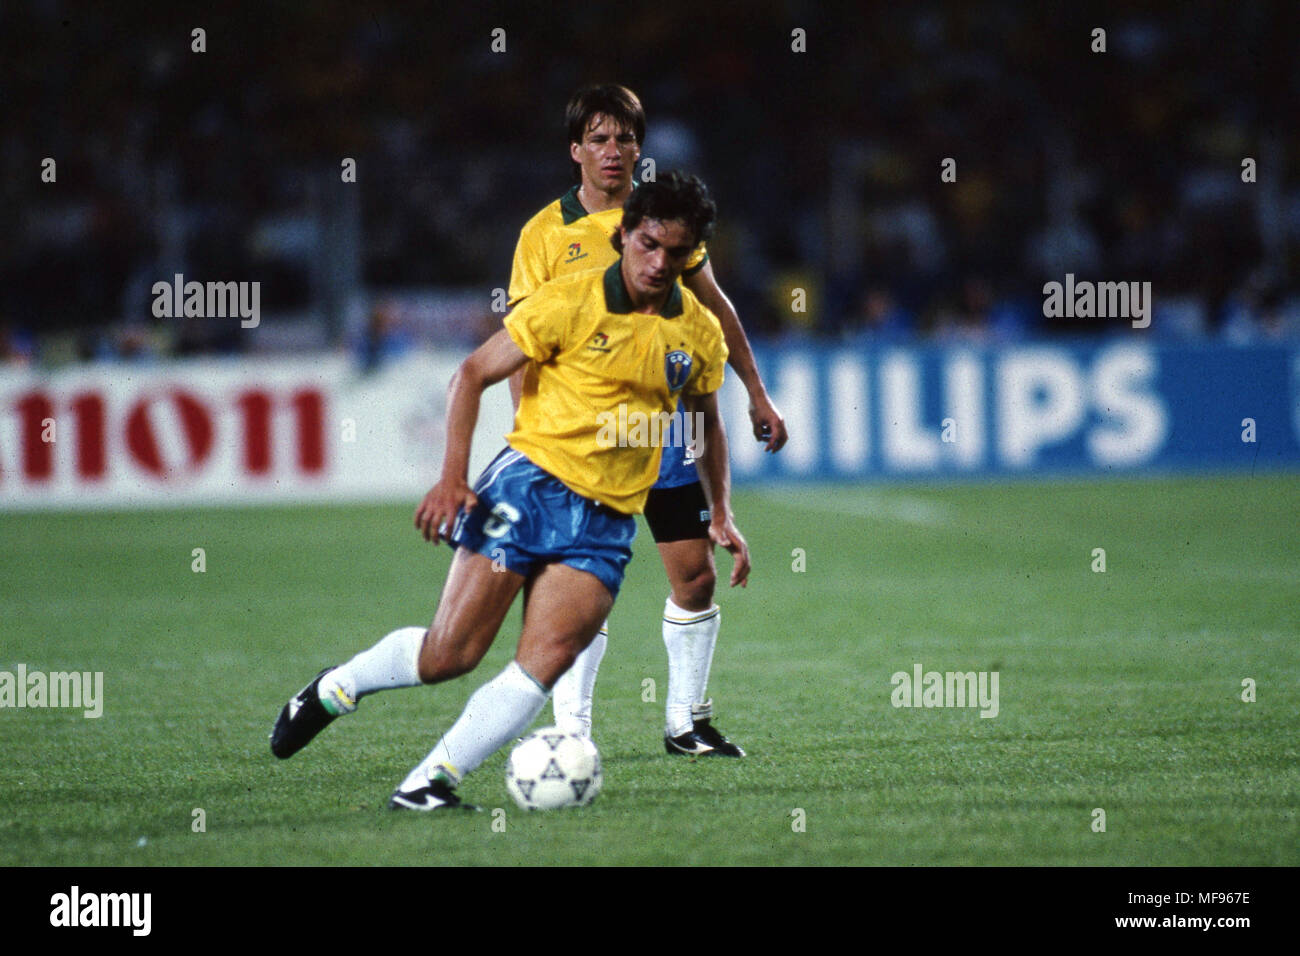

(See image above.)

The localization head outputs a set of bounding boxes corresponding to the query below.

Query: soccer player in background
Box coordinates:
[270,173,750,809]
[510,84,787,756]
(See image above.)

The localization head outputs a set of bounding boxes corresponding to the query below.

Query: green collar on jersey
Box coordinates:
[560,185,588,224]
[560,181,642,225]
[603,261,684,318]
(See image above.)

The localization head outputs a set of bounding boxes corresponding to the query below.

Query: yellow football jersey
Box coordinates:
[508,185,708,306]
[504,262,727,514]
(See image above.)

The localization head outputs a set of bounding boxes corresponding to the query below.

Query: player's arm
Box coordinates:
[415,329,528,544]
[684,389,750,588]
[683,261,787,453]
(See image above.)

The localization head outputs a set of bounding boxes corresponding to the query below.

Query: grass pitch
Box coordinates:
[2,475,1297,866]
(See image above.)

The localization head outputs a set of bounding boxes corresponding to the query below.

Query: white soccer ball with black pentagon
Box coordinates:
[505,727,602,810]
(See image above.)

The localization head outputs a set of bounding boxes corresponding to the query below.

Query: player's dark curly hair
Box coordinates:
[566,84,645,182]
[611,171,717,253]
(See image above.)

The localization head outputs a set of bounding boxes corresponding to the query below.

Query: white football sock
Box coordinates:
[324,626,425,709]
[400,660,547,791]
[662,599,720,737]
[551,624,608,737]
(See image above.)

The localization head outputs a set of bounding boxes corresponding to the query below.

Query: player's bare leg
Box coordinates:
[271,549,525,760]
[658,537,716,612]
[392,562,613,809]
[515,563,615,686]
[658,537,743,756]
[417,549,526,682]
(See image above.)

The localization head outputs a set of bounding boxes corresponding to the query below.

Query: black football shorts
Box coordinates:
[643,481,711,543]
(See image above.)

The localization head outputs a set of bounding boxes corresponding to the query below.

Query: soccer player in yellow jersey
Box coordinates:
[509,85,787,756]
[270,173,749,809]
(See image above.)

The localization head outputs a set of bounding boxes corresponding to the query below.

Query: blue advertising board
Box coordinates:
[720,341,1300,481]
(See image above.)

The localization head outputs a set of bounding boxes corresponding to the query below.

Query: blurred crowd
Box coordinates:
[2,1,1297,366]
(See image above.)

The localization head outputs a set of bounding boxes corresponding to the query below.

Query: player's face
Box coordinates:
[570,113,639,195]
[618,218,697,307]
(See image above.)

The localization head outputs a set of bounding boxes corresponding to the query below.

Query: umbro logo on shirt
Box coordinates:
[587,332,611,353]
[564,242,588,264]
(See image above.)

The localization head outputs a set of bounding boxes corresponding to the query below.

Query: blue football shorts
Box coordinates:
[653,399,701,490]
[450,447,637,599]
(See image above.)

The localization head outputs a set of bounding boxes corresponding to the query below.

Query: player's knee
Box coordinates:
[417,635,482,684]
[675,566,716,610]
[519,636,584,690]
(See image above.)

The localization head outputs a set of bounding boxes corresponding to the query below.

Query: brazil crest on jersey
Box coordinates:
[503,261,727,514]
[508,185,709,307]
[665,350,692,390]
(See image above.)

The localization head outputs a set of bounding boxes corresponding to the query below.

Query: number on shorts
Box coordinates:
[482,502,521,539]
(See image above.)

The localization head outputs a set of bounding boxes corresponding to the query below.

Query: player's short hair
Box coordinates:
[611,171,717,253]
[566,84,645,180]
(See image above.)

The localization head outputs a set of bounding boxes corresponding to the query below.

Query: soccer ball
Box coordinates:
[505,727,602,810]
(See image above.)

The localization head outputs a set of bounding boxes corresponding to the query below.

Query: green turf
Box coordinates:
[2,475,1297,866]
